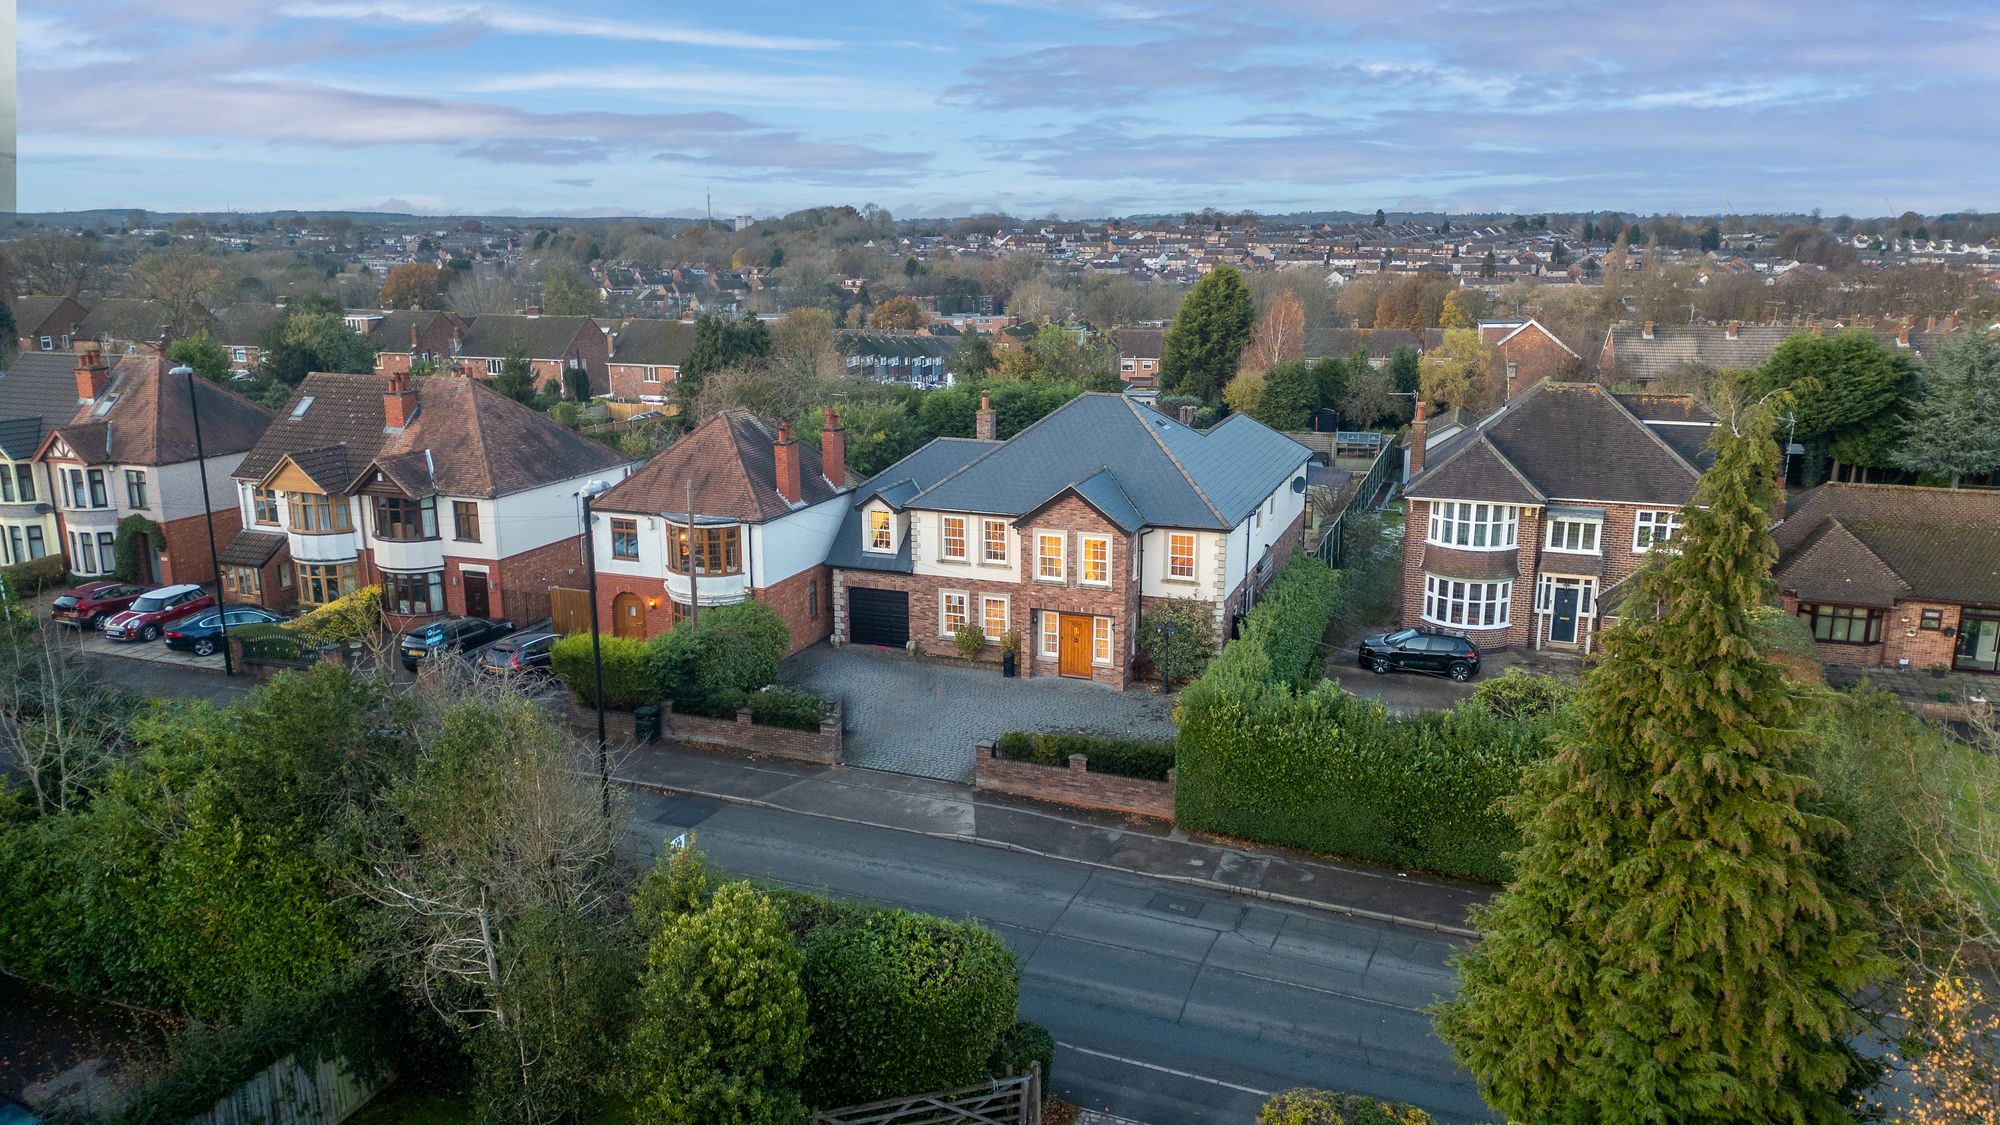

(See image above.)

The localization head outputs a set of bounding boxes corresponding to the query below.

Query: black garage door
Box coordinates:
[847,587,909,648]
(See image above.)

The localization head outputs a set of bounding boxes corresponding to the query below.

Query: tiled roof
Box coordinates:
[1111,327,1164,359]
[74,298,218,346]
[609,319,696,366]
[1777,519,1910,608]
[594,409,851,522]
[47,354,272,466]
[217,529,286,567]
[1421,544,1522,580]
[236,372,393,484]
[456,314,600,359]
[11,296,83,338]
[212,304,283,347]
[0,353,88,459]
[1603,324,1797,381]
[1774,483,2000,608]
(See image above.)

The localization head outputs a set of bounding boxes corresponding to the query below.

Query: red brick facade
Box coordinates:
[450,326,611,397]
[154,508,242,587]
[374,315,471,377]
[587,564,831,656]
[607,362,678,400]
[974,745,1174,820]
[1481,320,1581,395]
[1779,592,1991,672]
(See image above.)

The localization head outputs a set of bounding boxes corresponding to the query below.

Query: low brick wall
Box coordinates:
[974,742,1174,820]
[567,698,843,766]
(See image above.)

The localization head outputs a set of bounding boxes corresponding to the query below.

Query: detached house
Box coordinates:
[829,392,1311,689]
[588,409,855,651]
[1773,484,2000,676]
[35,350,273,586]
[221,372,630,622]
[1110,327,1164,389]
[1399,382,1715,653]
[449,313,609,397]
[1477,317,1582,391]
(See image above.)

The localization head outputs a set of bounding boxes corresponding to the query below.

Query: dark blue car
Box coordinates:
[399,616,516,670]
[163,606,289,656]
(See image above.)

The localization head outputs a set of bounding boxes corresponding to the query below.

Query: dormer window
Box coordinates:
[866,509,892,552]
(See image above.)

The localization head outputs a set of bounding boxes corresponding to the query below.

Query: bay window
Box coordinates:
[1426,501,1518,549]
[1800,603,1882,645]
[373,495,438,541]
[296,561,358,605]
[667,524,742,575]
[1422,575,1513,628]
[289,492,352,534]
[383,569,446,616]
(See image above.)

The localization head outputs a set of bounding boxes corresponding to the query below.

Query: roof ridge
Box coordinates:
[1121,396,1227,525]
[1597,384,1706,480]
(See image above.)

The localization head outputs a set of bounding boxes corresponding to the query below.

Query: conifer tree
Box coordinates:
[1435,399,1882,1124]
[1160,265,1253,403]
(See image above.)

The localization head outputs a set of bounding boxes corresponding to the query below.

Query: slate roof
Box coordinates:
[217,529,286,567]
[1773,483,2000,608]
[0,353,89,459]
[212,304,283,348]
[237,372,626,498]
[609,319,696,366]
[909,394,1309,531]
[1603,323,1797,382]
[1111,327,1164,358]
[1406,382,1709,506]
[44,354,272,466]
[826,437,994,572]
[11,296,84,339]
[456,314,599,359]
[594,409,852,521]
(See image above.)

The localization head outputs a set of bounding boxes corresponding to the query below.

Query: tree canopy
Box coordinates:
[1161,265,1254,403]
[1750,329,1917,476]
[1894,328,2000,486]
[376,263,444,310]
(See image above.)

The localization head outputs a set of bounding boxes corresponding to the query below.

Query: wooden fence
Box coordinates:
[811,1066,1041,1125]
[550,586,591,634]
[189,1053,384,1125]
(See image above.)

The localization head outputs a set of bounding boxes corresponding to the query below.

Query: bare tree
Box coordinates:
[1242,290,1306,373]
[14,233,103,297]
[131,244,225,337]
[446,268,526,316]
[0,622,131,815]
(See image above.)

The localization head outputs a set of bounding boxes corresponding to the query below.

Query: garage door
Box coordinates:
[847,587,909,648]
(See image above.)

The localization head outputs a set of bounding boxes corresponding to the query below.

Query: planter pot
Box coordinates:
[1937,691,1953,703]
[1931,668,1947,680]
[1002,652,1017,678]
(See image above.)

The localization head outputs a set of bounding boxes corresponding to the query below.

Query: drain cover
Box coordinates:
[1145,892,1204,917]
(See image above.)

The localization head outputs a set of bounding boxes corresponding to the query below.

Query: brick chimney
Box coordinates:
[773,420,802,504]
[1641,321,1655,340]
[1926,315,1938,333]
[1725,320,1739,341]
[523,305,541,318]
[1408,400,1429,479]
[75,349,110,402]
[410,323,421,351]
[820,408,846,485]
[384,371,419,429]
[975,389,997,441]
[1895,324,1911,348]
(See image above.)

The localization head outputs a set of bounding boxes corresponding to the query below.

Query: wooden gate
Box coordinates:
[811,1066,1040,1125]
[549,586,591,635]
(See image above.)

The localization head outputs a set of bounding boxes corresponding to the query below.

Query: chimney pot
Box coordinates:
[1726,320,1739,340]
[820,408,846,486]
[75,350,111,402]
[384,371,419,429]
[773,420,803,504]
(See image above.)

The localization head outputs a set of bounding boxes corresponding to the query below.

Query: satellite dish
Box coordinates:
[1290,476,1307,494]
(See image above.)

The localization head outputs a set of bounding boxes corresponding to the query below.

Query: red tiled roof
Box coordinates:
[595,409,851,521]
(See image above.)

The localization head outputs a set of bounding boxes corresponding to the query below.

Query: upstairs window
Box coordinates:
[981,519,1008,564]
[1426,501,1518,549]
[866,509,892,552]
[1545,518,1599,554]
[253,487,280,525]
[1167,533,1197,579]
[373,495,438,541]
[610,517,639,560]
[452,500,480,543]
[1080,535,1110,586]
[288,492,352,534]
[941,515,967,560]
[124,470,148,510]
[1634,510,1682,552]
[1035,532,1065,581]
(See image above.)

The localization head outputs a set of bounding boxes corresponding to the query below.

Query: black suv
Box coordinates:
[399,616,517,670]
[1358,628,1481,682]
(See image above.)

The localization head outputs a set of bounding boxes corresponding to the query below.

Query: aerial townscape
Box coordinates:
[2,3,1998,1125]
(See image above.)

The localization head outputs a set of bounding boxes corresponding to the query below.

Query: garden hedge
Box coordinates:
[995,731,1175,781]
[551,633,654,710]
[0,554,68,597]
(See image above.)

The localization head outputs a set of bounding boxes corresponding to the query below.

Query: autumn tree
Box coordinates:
[868,295,928,331]
[1419,328,1495,414]
[1241,290,1306,373]
[1161,265,1254,402]
[1440,288,1486,329]
[377,263,444,310]
[1894,328,2000,487]
[1221,369,1264,418]
[1435,401,1882,1124]
[1373,272,1457,330]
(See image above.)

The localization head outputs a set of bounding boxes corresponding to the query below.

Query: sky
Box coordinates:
[15,0,2000,220]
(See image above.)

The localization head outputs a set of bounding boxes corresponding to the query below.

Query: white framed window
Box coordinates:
[866,509,892,552]
[1426,501,1519,549]
[941,515,968,561]
[1039,612,1060,658]
[1092,616,1112,664]
[39,336,52,351]
[1545,518,1600,554]
[1035,531,1065,581]
[1080,535,1110,586]
[940,590,969,636]
[1634,510,1682,552]
[981,519,1008,565]
[643,366,661,383]
[981,594,1008,640]
[232,347,248,362]
[485,357,503,375]
[1422,575,1513,628]
[1167,532,1197,579]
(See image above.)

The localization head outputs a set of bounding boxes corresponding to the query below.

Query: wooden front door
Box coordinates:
[463,572,490,619]
[1058,613,1093,678]
[612,592,646,640]
[133,534,154,585]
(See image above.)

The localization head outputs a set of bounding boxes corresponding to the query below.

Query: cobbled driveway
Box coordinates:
[780,643,1178,783]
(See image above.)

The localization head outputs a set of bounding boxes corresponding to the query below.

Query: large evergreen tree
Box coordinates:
[1893,328,2000,487]
[1160,265,1253,403]
[680,314,771,408]
[1435,401,1882,1124]
[1750,330,1916,478]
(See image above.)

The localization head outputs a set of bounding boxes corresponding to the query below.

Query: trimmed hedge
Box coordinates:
[1258,1087,1434,1124]
[1239,554,1345,688]
[718,686,828,731]
[646,601,791,713]
[1,554,68,597]
[987,1018,1054,1087]
[551,633,654,710]
[995,731,1175,781]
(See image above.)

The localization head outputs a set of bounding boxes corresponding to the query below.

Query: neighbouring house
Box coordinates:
[0,354,81,567]
[1111,327,1164,390]
[1773,483,2000,676]
[1302,326,1438,364]
[1597,320,1960,388]
[829,391,1311,689]
[73,298,220,354]
[369,310,472,376]
[1399,381,1716,653]
[220,371,630,623]
[448,313,610,397]
[588,408,856,652]
[1477,317,1582,392]
[211,303,285,376]
[12,296,89,355]
[34,349,273,587]
[604,317,696,403]
[841,331,958,388]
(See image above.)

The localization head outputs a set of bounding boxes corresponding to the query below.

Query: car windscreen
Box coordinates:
[53,594,79,608]
[130,596,169,613]
[1384,628,1417,644]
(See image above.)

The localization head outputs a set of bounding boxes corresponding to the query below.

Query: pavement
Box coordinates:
[618,750,1494,1123]
[781,643,1179,784]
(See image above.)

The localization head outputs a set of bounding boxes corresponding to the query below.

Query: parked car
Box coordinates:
[478,631,560,676]
[1358,627,1482,682]
[50,580,146,630]
[100,584,217,643]
[164,606,290,656]
[399,616,516,670]
[0,1095,38,1124]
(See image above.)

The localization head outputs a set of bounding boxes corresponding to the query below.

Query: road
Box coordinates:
[623,789,1492,1124]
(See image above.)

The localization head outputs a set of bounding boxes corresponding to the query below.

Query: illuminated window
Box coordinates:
[940,590,969,636]
[1080,535,1110,586]
[867,509,892,551]
[1168,533,1196,579]
[1040,612,1060,658]
[1092,616,1112,664]
[981,519,1008,564]
[1036,532,1065,581]
[941,515,967,560]
[981,595,1008,639]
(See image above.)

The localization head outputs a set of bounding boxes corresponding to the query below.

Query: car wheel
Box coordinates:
[88,614,105,631]
[192,638,217,656]
[1369,655,1392,674]
[1448,661,1473,682]
[140,624,161,642]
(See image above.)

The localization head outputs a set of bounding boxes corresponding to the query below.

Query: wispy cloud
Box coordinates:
[466,67,918,108]
[275,1,842,51]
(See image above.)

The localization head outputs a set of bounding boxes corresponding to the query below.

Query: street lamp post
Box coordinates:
[173,364,234,677]
[580,480,611,817]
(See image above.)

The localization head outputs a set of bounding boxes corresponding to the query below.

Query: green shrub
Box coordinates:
[645,601,791,712]
[1239,555,1344,688]
[285,584,382,645]
[1256,1087,1433,1124]
[719,686,829,731]
[987,1018,1054,1086]
[1470,667,1575,719]
[1136,598,1217,686]
[994,731,1036,760]
[0,554,68,597]
[995,731,1175,780]
[954,622,986,658]
[798,908,1019,1109]
[551,633,655,709]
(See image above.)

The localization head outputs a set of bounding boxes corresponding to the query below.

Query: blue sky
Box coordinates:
[17,0,1999,219]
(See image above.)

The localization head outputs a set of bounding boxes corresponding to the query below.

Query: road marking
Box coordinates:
[1056,1042,1274,1098]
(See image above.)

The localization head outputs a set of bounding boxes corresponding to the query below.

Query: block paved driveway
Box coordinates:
[780,643,1177,783]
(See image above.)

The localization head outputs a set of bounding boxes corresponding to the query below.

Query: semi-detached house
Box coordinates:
[829,392,1311,689]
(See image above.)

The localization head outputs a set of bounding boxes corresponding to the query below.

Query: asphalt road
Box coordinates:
[623,790,1492,1124]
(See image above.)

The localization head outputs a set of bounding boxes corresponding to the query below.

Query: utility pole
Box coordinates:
[685,479,698,630]
[175,364,234,677]
[581,481,609,816]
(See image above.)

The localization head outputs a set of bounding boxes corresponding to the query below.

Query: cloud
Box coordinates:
[553,177,594,188]
[275,1,842,51]
[466,67,918,108]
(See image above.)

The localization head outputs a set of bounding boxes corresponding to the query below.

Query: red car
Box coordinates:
[51,580,148,630]
[101,583,216,643]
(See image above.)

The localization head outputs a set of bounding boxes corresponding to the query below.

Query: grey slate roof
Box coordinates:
[1603,323,1796,382]
[0,354,87,459]
[456,314,599,359]
[609,319,696,366]
[217,529,287,567]
[825,437,993,572]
